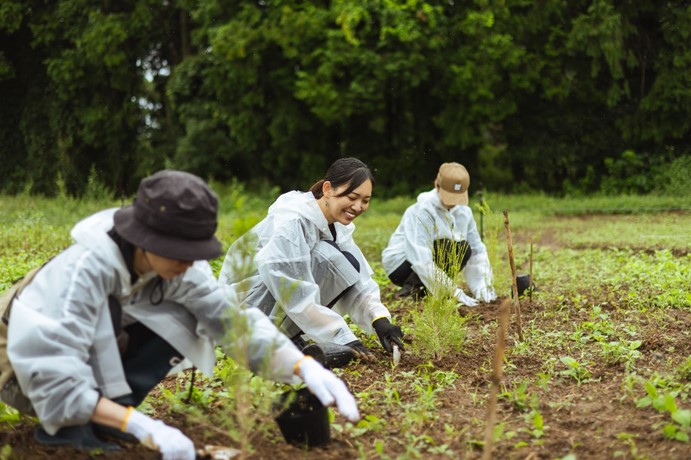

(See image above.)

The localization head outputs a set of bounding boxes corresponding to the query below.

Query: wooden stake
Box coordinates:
[482,299,511,460]
[185,366,197,403]
[503,210,523,341]
[529,239,534,302]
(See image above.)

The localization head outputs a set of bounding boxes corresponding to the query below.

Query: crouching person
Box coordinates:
[0,170,359,459]
[382,162,497,306]
[219,158,404,368]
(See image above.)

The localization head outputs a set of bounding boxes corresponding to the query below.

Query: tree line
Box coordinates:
[1,0,689,198]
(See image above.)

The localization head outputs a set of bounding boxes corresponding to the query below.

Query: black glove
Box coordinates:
[372,318,404,353]
[345,340,375,361]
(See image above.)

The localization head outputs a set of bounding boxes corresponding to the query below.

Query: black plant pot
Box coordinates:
[275,388,330,448]
[515,274,536,297]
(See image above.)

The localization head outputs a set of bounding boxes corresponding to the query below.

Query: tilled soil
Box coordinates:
[4,297,689,459]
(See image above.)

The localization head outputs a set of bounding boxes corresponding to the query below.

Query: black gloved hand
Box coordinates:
[372,318,404,353]
[345,340,375,361]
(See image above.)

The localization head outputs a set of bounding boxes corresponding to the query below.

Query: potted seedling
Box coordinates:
[274,387,330,448]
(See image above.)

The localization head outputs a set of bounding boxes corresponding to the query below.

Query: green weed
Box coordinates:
[559,356,592,384]
[0,445,12,460]
[636,379,691,442]
[499,380,539,412]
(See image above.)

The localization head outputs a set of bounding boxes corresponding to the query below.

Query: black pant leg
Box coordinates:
[433,239,472,276]
[388,260,414,287]
[113,322,183,407]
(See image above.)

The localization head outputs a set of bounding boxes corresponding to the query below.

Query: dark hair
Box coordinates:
[309,157,375,199]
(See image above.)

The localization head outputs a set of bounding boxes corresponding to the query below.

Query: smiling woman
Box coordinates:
[309,158,373,226]
[219,157,404,366]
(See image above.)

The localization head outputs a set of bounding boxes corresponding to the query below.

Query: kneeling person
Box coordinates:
[382,162,497,306]
[0,170,358,459]
[219,158,404,367]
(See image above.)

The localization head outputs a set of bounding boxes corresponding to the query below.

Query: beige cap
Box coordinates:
[435,162,470,206]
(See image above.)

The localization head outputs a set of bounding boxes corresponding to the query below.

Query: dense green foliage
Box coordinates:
[1,1,690,197]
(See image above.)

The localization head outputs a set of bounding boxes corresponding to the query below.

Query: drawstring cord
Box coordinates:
[149,276,164,305]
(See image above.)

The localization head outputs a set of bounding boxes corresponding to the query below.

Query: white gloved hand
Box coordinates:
[455,288,479,307]
[464,253,495,300]
[124,409,195,460]
[474,286,497,303]
[297,357,360,422]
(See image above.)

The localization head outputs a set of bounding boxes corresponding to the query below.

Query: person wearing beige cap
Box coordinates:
[381,162,497,306]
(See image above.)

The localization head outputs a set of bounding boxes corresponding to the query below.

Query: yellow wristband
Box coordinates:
[372,315,388,325]
[293,355,314,377]
[121,406,134,432]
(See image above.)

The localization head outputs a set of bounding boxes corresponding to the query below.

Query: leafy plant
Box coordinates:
[408,217,472,360]
[636,380,691,442]
[559,357,592,385]
[500,381,539,412]
[410,291,468,361]
[522,409,546,440]
[599,339,642,371]
[675,357,691,382]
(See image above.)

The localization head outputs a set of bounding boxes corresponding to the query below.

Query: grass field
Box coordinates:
[1,190,690,459]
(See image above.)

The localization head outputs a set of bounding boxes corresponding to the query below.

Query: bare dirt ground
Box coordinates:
[2,217,690,459]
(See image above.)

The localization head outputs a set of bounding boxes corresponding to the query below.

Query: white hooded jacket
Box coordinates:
[219,191,390,346]
[7,209,302,435]
[381,189,494,298]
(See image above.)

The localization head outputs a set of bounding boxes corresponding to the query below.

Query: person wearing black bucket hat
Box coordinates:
[382,162,497,306]
[0,170,359,459]
[113,170,223,262]
[219,158,405,368]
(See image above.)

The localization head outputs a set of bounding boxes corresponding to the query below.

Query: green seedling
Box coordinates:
[522,409,546,440]
[0,404,20,427]
[615,432,643,460]
[348,414,386,437]
[559,356,592,384]
[0,445,12,460]
[599,339,642,371]
[500,381,539,412]
[636,380,691,442]
[675,356,691,382]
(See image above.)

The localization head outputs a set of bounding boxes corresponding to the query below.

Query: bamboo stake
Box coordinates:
[529,239,534,302]
[503,210,523,340]
[185,366,197,403]
[482,299,511,460]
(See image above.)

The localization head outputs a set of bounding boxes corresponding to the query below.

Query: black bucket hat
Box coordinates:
[113,170,222,261]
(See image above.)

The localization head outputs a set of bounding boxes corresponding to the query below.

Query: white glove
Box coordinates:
[297,357,360,422]
[124,409,195,460]
[455,288,479,307]
[475,286,497,303]
[464,253,495,299]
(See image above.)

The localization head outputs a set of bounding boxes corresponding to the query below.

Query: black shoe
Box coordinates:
[34,424,121,452]
[303,343,356,369]
[301,343,327,367]
[411,285,427,299]
[394,284,413,299]
[394,284,426,299]
[93,423,138,443]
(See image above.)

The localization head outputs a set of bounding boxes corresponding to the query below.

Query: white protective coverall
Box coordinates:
[219,191,391,346]
[381,189,496,301]
[6,209,303,435]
